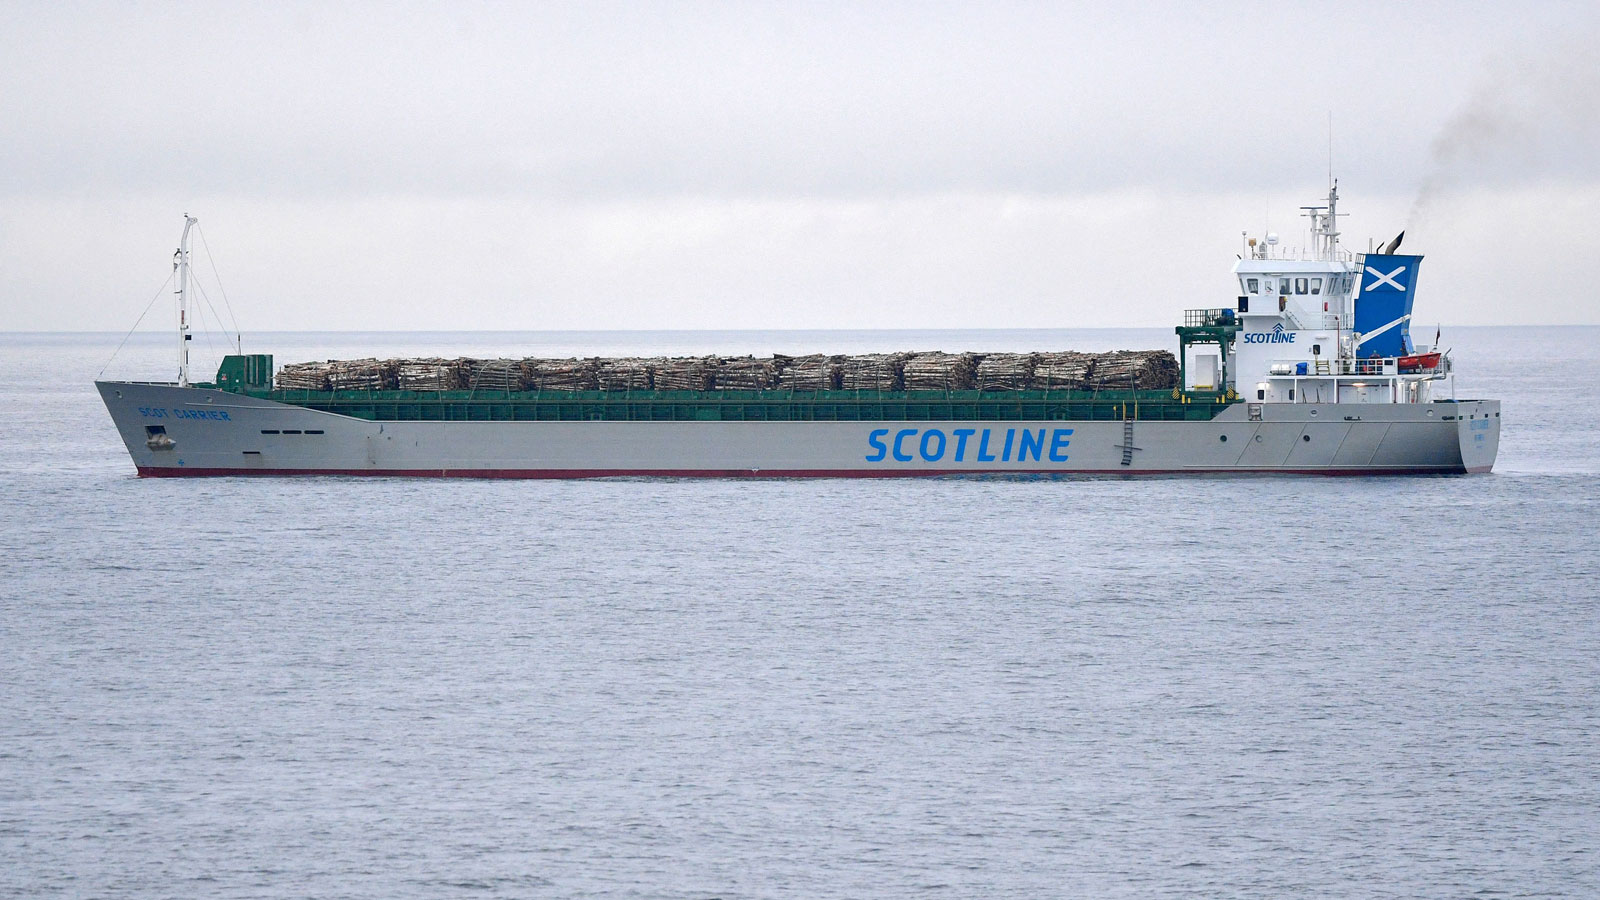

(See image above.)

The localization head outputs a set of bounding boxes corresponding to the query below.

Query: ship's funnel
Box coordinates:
[1354,254,1423,357]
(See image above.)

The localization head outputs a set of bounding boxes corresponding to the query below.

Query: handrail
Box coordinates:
[1182,308,1239,328]
[1266,355,1447,377]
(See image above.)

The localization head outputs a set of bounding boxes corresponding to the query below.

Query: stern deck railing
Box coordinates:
[1268,356,1448,377]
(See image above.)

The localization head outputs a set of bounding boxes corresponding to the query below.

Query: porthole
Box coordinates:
[1255,434,1264,443]
[1303,434,1311,442]
[1309,409,1318,416]
[1219,434,1228,442]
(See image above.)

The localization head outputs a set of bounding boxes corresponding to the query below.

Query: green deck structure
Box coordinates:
[217,386,1232,423]
[1175,307,1242,395]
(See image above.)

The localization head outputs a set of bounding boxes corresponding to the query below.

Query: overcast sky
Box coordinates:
[3,0,1597,333]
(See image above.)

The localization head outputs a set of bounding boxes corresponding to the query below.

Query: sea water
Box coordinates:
[2,328,1597,898]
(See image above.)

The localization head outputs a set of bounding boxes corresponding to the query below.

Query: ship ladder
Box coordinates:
[1315,357,1331,375]
[1120,415,1138,466]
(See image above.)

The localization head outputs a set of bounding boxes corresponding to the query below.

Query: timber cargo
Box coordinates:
[265,348,1179,397]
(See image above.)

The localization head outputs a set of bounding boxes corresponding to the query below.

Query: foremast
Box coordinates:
[174,215,196,387]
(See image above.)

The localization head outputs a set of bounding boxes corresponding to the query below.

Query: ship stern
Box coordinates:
[1455,399,1501,474]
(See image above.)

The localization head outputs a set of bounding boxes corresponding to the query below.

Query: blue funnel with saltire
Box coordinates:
[1353,254,1422,357]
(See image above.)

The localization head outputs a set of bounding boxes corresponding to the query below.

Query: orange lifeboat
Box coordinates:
[1398,352,1442,373]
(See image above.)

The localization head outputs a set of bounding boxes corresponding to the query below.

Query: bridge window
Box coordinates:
[1311,277,1323,295]
[1295,277,1308,294]
[1242,277,1260,294]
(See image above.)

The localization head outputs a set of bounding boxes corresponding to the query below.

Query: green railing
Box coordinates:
[1183,308,1239,328]
[230,387,1235,423]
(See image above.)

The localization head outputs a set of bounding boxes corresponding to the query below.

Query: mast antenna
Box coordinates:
[174,215,197,387]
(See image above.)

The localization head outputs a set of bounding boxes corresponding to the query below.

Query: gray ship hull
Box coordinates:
[97,381,1500,477]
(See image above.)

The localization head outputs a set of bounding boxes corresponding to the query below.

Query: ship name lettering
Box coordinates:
[171,408,232,421]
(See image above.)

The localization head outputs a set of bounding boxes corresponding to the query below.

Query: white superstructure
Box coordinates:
[1189,184,1449,408]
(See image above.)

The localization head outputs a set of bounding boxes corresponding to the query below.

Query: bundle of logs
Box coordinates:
[1031,351,1096,390]
[395,358,462,391]
[837,354,902,391]
[1083,350,1182,390]
[273,349,1179,393]
[595,358,654,391]
[902,352,979,391]
[523,358,598,391]
[275,362,334,391]
[462,359,522,391]
[774,354,837,391]
[650,357,716,392]
[277,358,395,392]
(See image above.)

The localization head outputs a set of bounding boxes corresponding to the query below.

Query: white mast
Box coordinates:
[174,215,196,387]
[1302,182,1341,262]
[1322,181,1340,260]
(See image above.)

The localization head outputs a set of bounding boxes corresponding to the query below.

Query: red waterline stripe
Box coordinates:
[137,465,1475,478]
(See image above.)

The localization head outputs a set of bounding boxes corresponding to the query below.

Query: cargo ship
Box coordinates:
[97,186,1500,477]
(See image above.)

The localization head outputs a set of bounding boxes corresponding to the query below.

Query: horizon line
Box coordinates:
[9,323,1597,337]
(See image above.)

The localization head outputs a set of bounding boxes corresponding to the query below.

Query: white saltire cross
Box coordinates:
[1365,264,1407,291]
